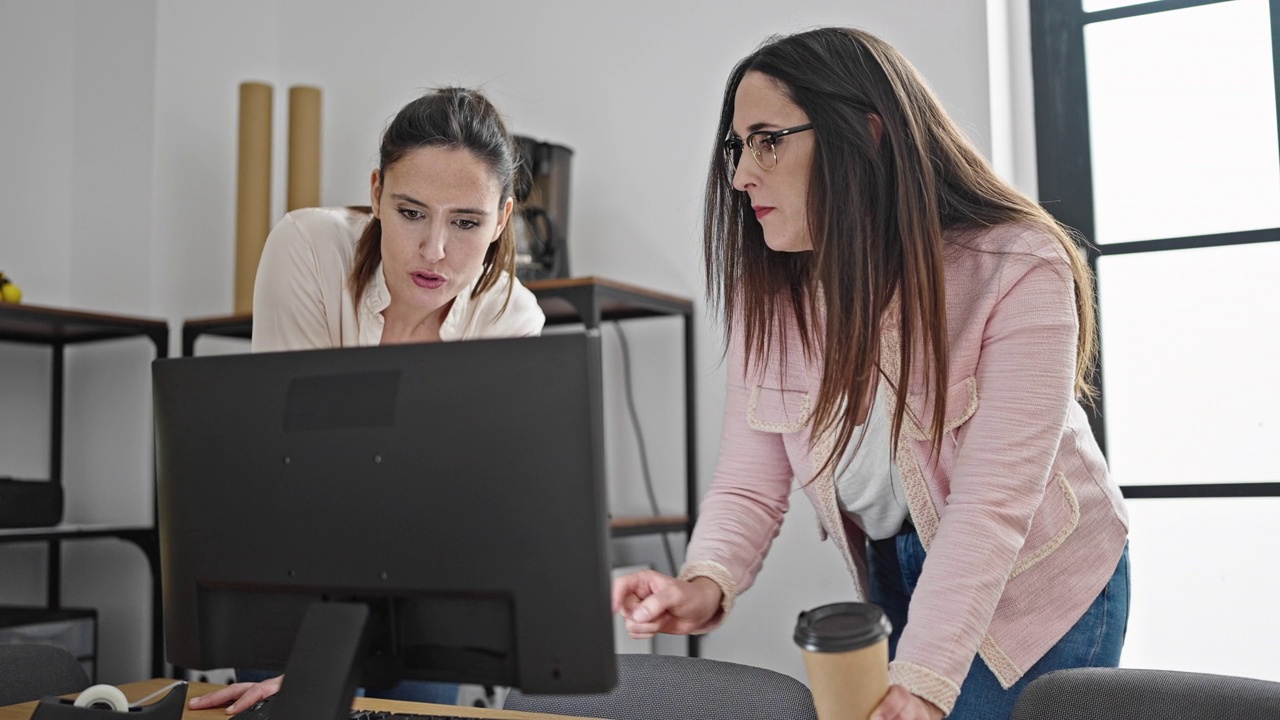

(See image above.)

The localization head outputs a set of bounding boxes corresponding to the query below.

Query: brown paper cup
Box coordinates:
[795,602,892,720]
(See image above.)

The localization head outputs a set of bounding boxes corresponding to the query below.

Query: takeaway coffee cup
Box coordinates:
[794,602,892,720]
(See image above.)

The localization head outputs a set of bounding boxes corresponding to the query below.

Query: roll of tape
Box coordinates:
[73,684,130,712]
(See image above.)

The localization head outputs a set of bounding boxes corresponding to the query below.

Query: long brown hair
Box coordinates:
[704,28,1098,470]
[350,87,519,312]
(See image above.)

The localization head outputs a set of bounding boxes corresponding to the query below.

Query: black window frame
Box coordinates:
[1030,0,1280,499]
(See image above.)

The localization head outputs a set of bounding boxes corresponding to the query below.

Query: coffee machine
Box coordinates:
[512,136,573,281]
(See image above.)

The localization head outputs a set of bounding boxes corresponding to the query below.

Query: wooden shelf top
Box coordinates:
[181,311,253,342]
[0,523,155,543]
[0,519,691,539]
[0,303,168,346]
[609,514,689,538]
[524,276,692,309]
[527,276,692,326]
[181,276,693,348]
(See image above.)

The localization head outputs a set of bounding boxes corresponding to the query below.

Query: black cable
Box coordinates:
[612,322,678,576]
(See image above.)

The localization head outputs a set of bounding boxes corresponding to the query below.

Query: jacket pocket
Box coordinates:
[1009,471,1080,579]
[746,384,812,434]
[902,375,979,442]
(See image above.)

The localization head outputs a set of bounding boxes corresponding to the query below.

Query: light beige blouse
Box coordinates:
[251,207,544,352]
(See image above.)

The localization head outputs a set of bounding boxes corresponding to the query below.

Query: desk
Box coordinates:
[0,680,601,720]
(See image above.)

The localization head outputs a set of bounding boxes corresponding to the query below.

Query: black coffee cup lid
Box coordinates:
[794,602,892,653]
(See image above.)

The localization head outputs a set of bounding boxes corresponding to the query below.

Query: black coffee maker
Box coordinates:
[512,136,573,281]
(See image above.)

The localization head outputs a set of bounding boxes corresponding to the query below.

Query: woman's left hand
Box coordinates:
[869,685,944,720]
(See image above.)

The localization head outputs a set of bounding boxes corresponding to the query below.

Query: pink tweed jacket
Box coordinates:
[679,222,1129,715]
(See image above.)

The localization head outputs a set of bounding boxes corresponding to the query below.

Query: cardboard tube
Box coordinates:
[287,85,322,212]
[235,82,273,314]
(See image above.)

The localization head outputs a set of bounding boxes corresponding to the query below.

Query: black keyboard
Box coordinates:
[232,695,475,720]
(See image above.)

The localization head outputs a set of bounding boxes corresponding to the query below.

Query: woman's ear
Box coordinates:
[868,113,884,146]
[493,196,515,244]
[369,169,382,218]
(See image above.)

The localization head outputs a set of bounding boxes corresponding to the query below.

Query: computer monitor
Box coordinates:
[152,331,615,716]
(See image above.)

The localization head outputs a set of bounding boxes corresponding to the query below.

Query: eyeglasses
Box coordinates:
[722,123,814,178]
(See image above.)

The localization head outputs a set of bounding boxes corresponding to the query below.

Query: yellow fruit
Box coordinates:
[0,281,20,303]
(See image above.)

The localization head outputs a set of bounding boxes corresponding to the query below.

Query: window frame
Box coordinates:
[1029,0,1280,499]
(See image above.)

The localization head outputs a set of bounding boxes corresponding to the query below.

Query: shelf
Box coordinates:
[180,276,694,354]
[0,303,168,347]
[609,515,689,538]
[180,311,252,353]
[0,523,156,543]
[524,276,693,326]
[0,303,168,677]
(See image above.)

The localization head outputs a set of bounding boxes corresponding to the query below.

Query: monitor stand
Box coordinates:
[270,602,372,720]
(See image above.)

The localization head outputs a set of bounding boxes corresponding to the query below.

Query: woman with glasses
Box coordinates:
[613,28,1129,720]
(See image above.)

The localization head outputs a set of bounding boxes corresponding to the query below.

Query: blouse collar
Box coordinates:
[361,262,478,342]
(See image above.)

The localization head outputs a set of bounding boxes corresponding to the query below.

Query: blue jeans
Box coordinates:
[867,529,1130,720]
[235,669,460,706]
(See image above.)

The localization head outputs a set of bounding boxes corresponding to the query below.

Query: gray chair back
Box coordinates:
[1012,667,1280,720]
[0,643,90,706]
[504,653,817,720]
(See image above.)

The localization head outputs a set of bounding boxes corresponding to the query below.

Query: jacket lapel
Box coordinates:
[877,317,941,550]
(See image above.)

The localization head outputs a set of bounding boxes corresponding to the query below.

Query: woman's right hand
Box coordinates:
[188,675,283,714]
[611,570,724,638]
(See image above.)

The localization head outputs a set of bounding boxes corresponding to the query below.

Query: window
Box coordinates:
[1032,0,1280,680]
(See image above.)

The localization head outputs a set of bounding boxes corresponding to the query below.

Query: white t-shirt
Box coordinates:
[251,207,545,352]
[833,388,910,541]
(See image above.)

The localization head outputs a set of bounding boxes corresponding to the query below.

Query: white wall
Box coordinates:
[151,0,280,328]
[0,0,74,303]
[1002,0,1040,197]
[0,0,160,685]
[1,0,998,683]
[0,0,73,486]
[0,0,74,660]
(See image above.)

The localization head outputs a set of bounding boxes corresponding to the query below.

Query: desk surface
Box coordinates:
[0,680,600,720]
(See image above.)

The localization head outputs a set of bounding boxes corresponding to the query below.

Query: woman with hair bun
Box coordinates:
[191,86,542,714]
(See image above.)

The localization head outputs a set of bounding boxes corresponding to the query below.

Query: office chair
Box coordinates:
[0,644,90,706]
[503,653,818,720]
[1011,667,1280,719]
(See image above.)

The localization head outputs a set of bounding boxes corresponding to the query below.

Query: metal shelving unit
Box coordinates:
[0,303,169,678]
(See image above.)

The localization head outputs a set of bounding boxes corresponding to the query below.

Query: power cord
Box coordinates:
[612,321,678,576]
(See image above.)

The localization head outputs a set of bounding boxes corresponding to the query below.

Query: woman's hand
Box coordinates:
[611,570,723,638]
[188,675,283,714]
[869,685,944,720]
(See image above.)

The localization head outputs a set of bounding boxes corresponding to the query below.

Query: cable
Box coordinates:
[612,321,678,576]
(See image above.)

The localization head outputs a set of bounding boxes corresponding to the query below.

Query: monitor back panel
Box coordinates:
[153,332,612,692]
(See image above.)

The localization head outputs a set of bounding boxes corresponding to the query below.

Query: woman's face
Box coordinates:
[730,71,816,253]
[371,146,512,318]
